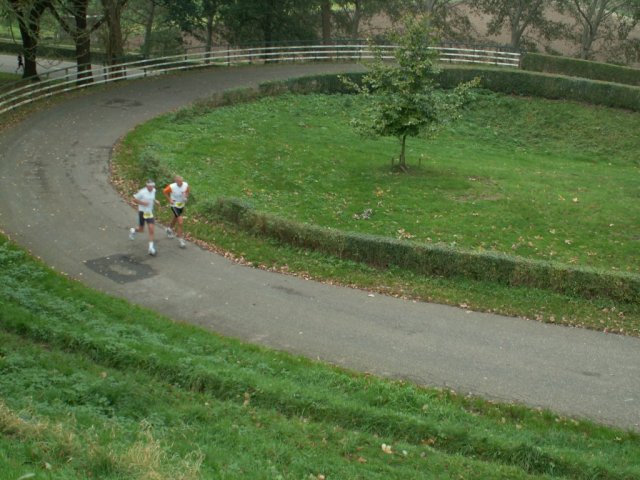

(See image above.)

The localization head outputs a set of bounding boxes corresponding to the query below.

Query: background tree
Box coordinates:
[219,0,320,48]
[48,0,98,81]
[345,16,479,172]
[127,0,185,56]
[160,0,221,53]
[6,0,52,79]
[123,0,167,58]
[139,0,157,57]
[392,0,476,42]
[556,0,640,59]
[100,0,128,67]
[332,0,388,39]
[321,0,331,44]
[470,0,560,50]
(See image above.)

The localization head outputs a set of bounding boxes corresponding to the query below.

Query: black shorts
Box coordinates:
[171,206,184,217]
[138,211,155,226]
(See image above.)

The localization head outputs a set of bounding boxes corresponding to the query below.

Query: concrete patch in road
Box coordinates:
[85,254,155,283]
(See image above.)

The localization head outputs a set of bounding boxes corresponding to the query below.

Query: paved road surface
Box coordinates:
[0,53,82,76]
[1,63,638,431]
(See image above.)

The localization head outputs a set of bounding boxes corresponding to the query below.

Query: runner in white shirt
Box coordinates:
[129,179,160,255]
[163,175,190,248]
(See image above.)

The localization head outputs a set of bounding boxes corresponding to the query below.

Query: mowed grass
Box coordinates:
[131,92,640,272]
[0,71,19,86]
[115,91,640,335]
[1,237,639,480]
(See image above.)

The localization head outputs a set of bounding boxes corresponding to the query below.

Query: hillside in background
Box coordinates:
[363,2,640,67]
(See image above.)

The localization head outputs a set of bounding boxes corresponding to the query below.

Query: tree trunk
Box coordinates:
[206,13,214,53]
[262,0,275,49]
[10,0,50,80]
[101,0,127,77]
[321,0,332,45]
[351,0,362,38]
[398,134,408,170]
[72,0,93,84]
[573,0,608,60]
[143,0,156,58]
[580,27,595,59]
[259,0,276,63]
[509,3,524,48]
[19,22,39,80]
[202,0,218,61]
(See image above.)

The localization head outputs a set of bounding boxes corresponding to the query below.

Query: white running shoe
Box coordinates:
[179,238,186,249]
[148,244,157,256]
[129,227,136,240]
[166,227,174,239]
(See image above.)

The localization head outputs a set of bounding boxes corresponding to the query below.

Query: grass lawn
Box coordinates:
[114,91,640,336]
[1,237,639,479]
[0,71,19,86]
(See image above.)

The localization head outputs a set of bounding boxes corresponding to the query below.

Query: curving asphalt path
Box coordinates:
[1,63,639,431]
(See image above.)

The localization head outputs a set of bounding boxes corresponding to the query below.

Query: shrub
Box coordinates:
[207,198,640,304]
[438,66,640,111]
[522,52,640,87]
[138,151,172,187]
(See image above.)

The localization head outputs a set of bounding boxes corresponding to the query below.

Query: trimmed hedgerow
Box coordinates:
[207,197,640,304]
[244,67,640,112]
[521,52,640,87]
[438,66,640,111]
[167,72,362,123]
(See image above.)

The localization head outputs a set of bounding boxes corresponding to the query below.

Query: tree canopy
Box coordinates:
[2,0,639,81]
[471,0,563,49]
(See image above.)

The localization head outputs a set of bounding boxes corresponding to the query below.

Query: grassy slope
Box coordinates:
[113,92,640,336]
[1,238,639,479]
[139,93,640,272]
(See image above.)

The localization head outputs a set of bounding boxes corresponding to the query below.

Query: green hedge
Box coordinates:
[522,52,640,87]
[206,198,640,304]
[251,67,640,112]
[438,66,640,111]
[169,72,364,121]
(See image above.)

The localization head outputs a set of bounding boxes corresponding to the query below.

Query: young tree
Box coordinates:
[345,17,479,172]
